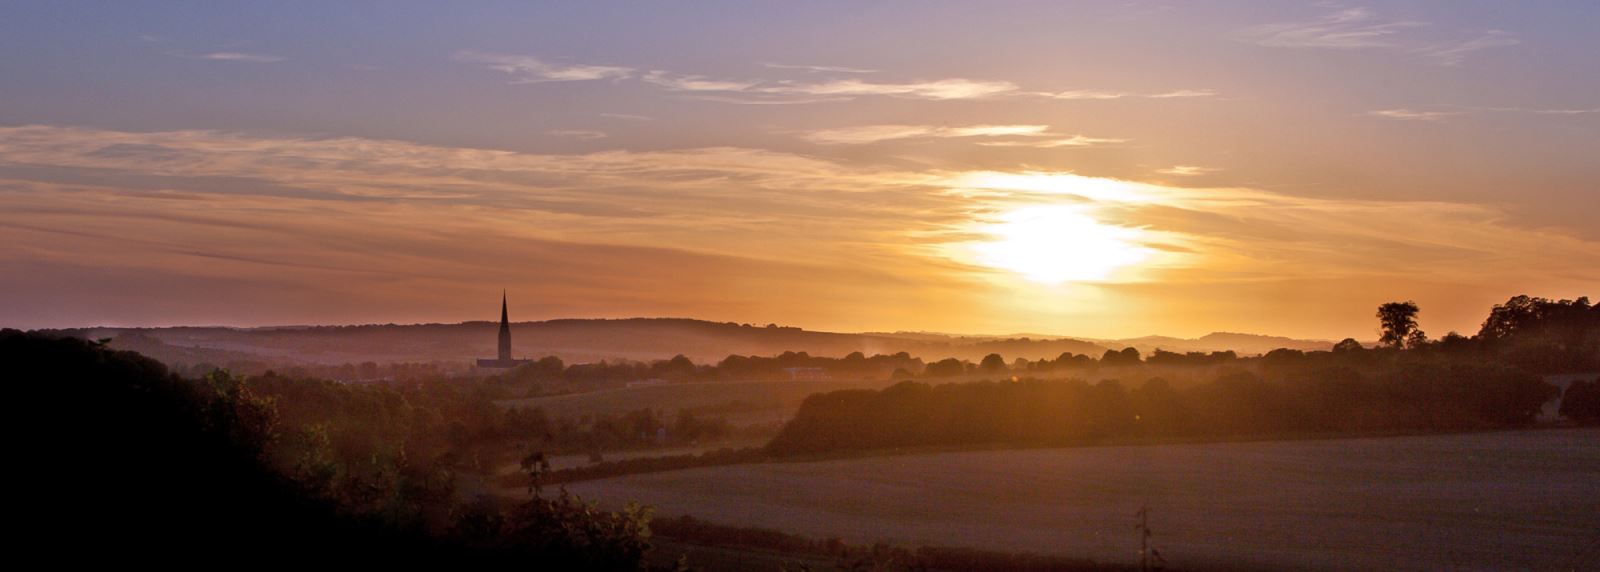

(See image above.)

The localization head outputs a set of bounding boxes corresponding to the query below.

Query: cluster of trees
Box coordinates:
[766,362,1561,456]
[1368,296,1599,373]
[502,405,733,455]
[501,350,927,386]
[233,370,737,488]
[767,294,1600,456]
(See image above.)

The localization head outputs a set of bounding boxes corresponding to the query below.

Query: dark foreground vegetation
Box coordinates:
[8,329,653,567]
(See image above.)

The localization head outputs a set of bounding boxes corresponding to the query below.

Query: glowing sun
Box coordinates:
[971,205,1151,283]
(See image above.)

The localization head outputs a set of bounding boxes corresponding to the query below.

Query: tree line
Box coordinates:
[767,295,1599,456]
[497,295,1599,390]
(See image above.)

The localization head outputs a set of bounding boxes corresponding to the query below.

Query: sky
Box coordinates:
[1,1,1597,340]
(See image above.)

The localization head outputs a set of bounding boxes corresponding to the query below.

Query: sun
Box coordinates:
[970,205,1151,283]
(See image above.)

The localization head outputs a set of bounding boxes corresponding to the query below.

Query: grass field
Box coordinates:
[498,378,899,426]
[567,428,1600,571]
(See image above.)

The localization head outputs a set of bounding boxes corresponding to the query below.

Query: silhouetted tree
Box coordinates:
[1377,301,1421,348]
[979,353,1007,373]
[924,357,966,377]
[1332,338,1365,354]
[1405,329,1429,349]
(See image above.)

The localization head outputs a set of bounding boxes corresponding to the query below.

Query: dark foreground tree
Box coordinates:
[5,330,650,568]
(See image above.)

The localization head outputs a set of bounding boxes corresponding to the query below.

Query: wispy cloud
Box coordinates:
[1242,7,1423,49]
[197,52,285,63]
[1157,165,1222,176]
[456,52,1210,106]
[597,112,654,121]
[454,51,632,83]
[1037,89,1217,100]
[1240,7,1517,65]
[1366,105,1599,122]
[770,78,1020,100]
[1512,107,1600,115]
[974,135,1127,148]
[644,72,1020,101]
[167,51,285,63]
[548,129,607,140]
[763,62,877,74]
[683,94,855,105]
[798,125,1122,148]
[1366,108,1461,122]
[1416,30,1520,66]
[801,124,1051,145]
[641,71,759,92]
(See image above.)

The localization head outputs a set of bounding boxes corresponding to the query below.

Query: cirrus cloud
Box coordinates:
[454,51,633,83]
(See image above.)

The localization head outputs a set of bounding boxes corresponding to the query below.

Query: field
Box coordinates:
[567,428,1600,571]
[499,378,899,427]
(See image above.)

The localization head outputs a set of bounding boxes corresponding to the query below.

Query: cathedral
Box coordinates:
[476,291,531,368]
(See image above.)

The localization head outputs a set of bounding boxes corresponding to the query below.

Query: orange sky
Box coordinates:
[1,3,1598,340]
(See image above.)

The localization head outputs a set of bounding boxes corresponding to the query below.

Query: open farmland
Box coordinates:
[568,428,1600,571]
[499,379,898,426]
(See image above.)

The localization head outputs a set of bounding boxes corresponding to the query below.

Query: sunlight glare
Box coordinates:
[953,172,1152,203]
[972,205,1151,283]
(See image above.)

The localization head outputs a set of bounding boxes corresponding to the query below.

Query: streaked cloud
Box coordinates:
[1476,106,1600,116]
[1037,89,1217,100]
[454,51,633,83]
[641,71,759,92]
[457,52,1215,106]
[1157,165,1221,176]
[1366,108,1461,121]
[1242,7,1423,49]
[1416,30,1519,66]
[798,125,1124,148]
[763,62,877,74]
[801,124,1050,145]
[548,129,607,140]
[767,78,1019,100]
[597,113,654,121]
[643,71,1020,101]
[1365,105,1599,121]
[682,94,854,105]
[200,52,283,63]
[169,51,284,63]
[1241,7,1517,65]
[975,136,1127,149]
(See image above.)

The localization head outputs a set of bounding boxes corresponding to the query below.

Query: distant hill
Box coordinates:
[38,319,1331,368]
[1096,332,1334,356]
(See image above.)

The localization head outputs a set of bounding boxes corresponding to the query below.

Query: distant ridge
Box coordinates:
[1094,331,1334,356]
[38,318,1332,367]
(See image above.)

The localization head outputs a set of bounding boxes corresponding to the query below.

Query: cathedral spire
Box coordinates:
[479,290,528,368]
[497,290,512,361]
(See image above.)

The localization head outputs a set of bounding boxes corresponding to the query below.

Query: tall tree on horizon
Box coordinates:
[1377,301,1421,349]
